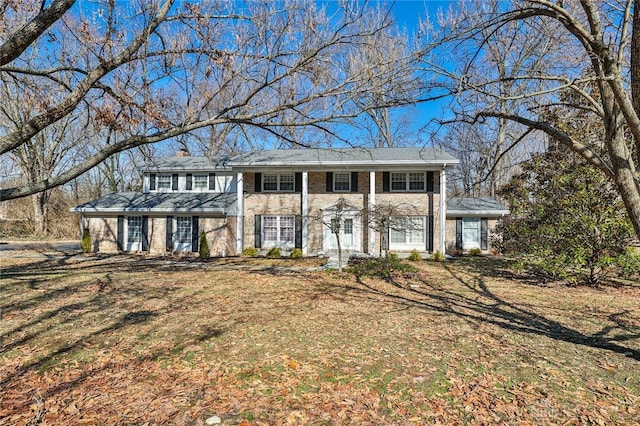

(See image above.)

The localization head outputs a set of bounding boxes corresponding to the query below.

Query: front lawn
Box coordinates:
[1,253,639,424]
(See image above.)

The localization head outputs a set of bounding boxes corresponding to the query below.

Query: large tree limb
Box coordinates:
[0,0,75,66]
[0,0,174,156]
[477,111,615,179]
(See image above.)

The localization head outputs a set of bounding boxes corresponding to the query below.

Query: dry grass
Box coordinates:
[1,252,639,425]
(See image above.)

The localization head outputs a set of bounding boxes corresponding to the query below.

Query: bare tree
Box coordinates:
[316,197,361,272]
[0,0,414,200]
[423,0,640,240]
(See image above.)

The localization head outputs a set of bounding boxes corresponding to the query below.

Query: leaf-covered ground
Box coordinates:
[1,252,639,425]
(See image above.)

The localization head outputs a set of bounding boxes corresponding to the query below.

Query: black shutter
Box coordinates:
[351,172,358,192]
[166,216,173,252]
[209,173,216,190]
[383,172,390,192]
[427,172,434,192]
[295,215,302,249]
[172,174,178,190]
[254,215,262,248]
[149,174,156,191]
[481,218,488,250]
[192,216,199,252]
[255,173,262,192]
[428,215,434,252]
[117,215,124,251]
[326,172,333,192]
[295,172,302,193]
[186,173,193,190]
[456,218,463,250]
[141,216,149,251]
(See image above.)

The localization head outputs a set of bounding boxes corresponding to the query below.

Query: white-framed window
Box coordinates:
[193,174,209,190]
[391,172,425,191]
[127,216,142,244]
[263,173,294,192]
[176,216,192,244]
[463,217,480,249]
[390,216,425,248]
[263,215,295,245]
[334,172,351,192]
[157,174,172,191]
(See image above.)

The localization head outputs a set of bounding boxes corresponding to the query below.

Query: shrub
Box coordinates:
[348,254,416,280]
[616,248,640,277]
[469,247,483,256]
[81,228,92,253]
[266,247,281,258]
[290,248,303,259]
[198,231,210,258]
[407,249,422,262]
[430,250,445,262]
[242,247,258,257]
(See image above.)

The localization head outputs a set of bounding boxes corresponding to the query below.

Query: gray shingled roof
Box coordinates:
[228,147,458,168]
[139,156,232,172]
[72,192,237,214]
[446,197,509,217]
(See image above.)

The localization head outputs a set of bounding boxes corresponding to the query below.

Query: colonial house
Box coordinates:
[72,147,508,256]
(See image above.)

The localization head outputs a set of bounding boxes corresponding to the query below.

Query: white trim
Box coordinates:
[262,215,296,248]
[237,172,244,253]
[302,171,308,255]
[440,169,447,254]
[369,170,376,254]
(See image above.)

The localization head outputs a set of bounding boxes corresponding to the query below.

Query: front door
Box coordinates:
[323,213,360,252]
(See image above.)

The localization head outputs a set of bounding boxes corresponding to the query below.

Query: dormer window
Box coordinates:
[157,174,172,191]
[193,174,208,190]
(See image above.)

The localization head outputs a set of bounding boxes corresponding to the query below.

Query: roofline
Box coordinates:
[446,210,510,217]
[230,160,459,169]
[71,207,229,214]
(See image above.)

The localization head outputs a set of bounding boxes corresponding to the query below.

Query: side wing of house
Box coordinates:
[445,197,510,254]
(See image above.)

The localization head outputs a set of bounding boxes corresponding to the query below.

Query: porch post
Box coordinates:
[439,168,447,254]
[369,170,376,254]
[302,171,308,255]
[236,172,244,254]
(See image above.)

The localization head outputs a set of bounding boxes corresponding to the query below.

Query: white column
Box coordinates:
[302,171,308,255]
[236,172,244,254]
[439,168,447,254]
[369,170,376,254]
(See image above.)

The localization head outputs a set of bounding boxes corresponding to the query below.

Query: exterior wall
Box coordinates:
[242,170,442,255]
[85,216,118,253]
[84,214,236,256]
[445,217,500,254]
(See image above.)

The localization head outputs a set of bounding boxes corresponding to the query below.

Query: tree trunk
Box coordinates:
[632,0,640,163]
[31,190,50,236]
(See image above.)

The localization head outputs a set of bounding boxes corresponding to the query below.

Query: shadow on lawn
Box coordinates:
[311,261,640,362]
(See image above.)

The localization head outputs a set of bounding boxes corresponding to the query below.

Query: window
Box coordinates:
[193,174,208,190]
[391,173,406,191]
[334,172,351,192]
[157,174,171,191]
[391,172,425,191]
[463,218,480,249]
[409,173,425,191]
[390,217,425,246]
[176,216,192,244]
[262,173,294,192]
[127,216,142,244]
[263,216,295,244]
